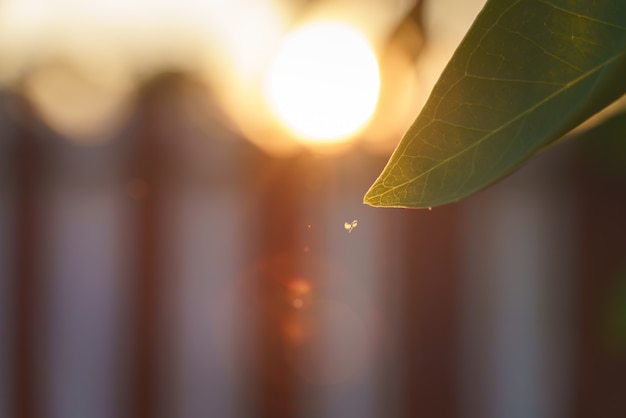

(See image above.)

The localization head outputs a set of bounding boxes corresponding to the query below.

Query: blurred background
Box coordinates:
[1,0,625,417]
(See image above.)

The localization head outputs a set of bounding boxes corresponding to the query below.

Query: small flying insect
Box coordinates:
[344,219,358,233]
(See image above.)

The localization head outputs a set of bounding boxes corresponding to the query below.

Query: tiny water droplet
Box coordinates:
[428,207,432,211]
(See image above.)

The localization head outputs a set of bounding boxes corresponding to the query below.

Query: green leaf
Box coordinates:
[364,0,626,208]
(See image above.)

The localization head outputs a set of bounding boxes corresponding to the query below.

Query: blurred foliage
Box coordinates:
[576,111,626,176]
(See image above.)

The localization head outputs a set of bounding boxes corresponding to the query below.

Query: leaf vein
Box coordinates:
[499,25,584,72]
[465,74,565,86]
[432,119,493,132]
[536,0,626,30]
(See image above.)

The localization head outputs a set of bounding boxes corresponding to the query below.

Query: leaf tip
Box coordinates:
[363,181,384,207]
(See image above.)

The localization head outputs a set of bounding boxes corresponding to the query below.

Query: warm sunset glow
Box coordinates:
[264,21,380,143]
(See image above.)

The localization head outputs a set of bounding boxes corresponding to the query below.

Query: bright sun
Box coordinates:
[264,21,380,143]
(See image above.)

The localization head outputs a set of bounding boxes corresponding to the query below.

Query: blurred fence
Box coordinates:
[0,73,625,418]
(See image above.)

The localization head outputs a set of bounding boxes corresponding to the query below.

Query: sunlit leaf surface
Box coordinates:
[365,0,626,208]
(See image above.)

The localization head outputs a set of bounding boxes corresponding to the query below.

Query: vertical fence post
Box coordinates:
[247,153,307,418]
[12,97,43,418]
[127,75,176,418]
[394,206,462,418]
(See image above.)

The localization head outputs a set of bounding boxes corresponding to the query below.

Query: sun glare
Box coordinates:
[264,21,380,144]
